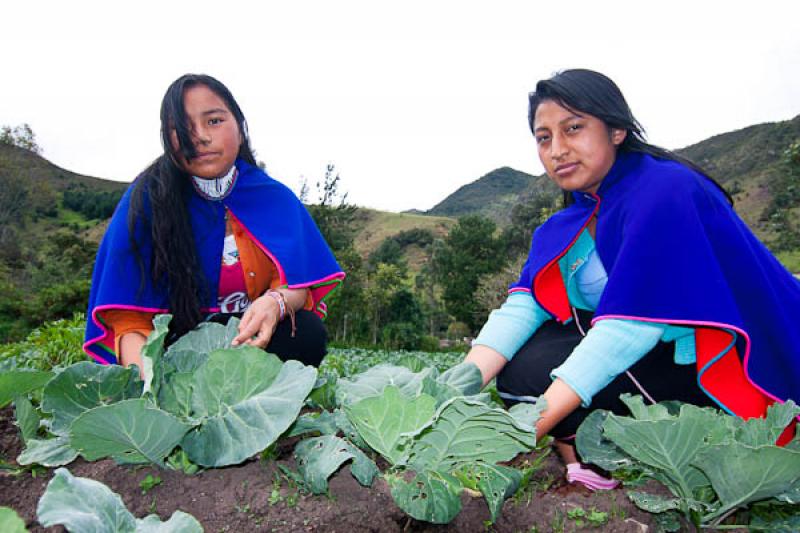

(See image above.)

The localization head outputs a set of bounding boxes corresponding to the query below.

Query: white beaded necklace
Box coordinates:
[191,165,238,201]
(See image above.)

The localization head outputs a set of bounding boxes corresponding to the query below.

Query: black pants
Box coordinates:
[207,310,328,367]
[495,309,714,439]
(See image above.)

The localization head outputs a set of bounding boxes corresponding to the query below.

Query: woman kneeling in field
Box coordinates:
[84,74,343,370]
[466,69,800,489]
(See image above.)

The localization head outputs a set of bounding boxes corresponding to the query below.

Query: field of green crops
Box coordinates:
[1,316,799,532]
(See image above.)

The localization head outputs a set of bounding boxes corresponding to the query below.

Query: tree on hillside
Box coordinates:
[304,164,359,251]
[302,164,368,343]
[0,173,29,229]
[432,215,504,332]
[766,141,800,251]
[363,263,406,345]
[500,192,559,257]
[0,123,41,154]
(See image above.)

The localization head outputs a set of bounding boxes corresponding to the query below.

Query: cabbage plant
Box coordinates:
[13,315,317,469]
[576,394,800,531]
[293,362,544,524]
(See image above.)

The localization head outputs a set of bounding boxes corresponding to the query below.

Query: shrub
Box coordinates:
[0,313,86,371]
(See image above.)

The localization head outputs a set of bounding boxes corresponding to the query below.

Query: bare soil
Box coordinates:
[0,406,660,532]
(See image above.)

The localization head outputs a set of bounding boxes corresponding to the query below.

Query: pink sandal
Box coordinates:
[566,462,620,490]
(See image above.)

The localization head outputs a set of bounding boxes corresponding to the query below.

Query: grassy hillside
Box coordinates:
[675,115,800,238]
[0,143,128,242]
[352,208,455,269]
[0,143,128,194]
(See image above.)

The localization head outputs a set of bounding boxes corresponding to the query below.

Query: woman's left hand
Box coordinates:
[232,294,281,348]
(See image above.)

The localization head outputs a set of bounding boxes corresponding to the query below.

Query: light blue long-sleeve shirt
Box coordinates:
[473,230,695,406]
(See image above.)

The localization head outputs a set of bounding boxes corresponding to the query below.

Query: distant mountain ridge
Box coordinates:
[422,115,800,238]
[425,166,554,224]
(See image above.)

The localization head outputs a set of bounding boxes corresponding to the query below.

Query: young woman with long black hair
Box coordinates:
[466,69,800,489]
[84,74,344,369]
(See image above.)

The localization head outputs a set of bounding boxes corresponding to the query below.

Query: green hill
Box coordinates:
[422,115,800,247]
[425,167,554,224]
[0,143,128,193]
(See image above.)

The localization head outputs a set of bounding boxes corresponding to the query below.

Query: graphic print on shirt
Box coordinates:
[218,234,251,313]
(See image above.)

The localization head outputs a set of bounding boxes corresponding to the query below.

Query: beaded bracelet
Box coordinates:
[264,290,297,338]
[264,290,285,321]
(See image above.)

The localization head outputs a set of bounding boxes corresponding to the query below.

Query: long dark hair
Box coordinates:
[128,74,257,340]
[528,69,732,206]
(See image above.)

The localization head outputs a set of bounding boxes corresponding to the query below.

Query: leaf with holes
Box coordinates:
[387,470,463,524]
[456,463,522,523]
[294,435,378,494]
[627,491,682,513]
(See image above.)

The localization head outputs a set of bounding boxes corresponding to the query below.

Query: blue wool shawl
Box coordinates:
[510,151,800,419]
[84,160,344,364]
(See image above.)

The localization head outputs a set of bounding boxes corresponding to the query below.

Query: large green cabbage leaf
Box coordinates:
[693,443,800,522]
[345,386,436,465]
[42,362,142,435]
[405,397,537,472]
[37,468,202,533]
[167,319,240,356]
[70,399,192,465]
[602,401,718,499]
[294,435,378,494]
[727,400,800,447]
[181,351,316,466]
[436,362,483,396]
[335,364,432,407]
[0,370,53,408]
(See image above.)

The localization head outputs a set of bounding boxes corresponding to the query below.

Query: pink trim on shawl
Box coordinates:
[83,304,169,362]
[508,287,532,295]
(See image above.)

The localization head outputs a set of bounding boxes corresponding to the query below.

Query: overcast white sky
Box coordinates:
[2,1,799,212]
